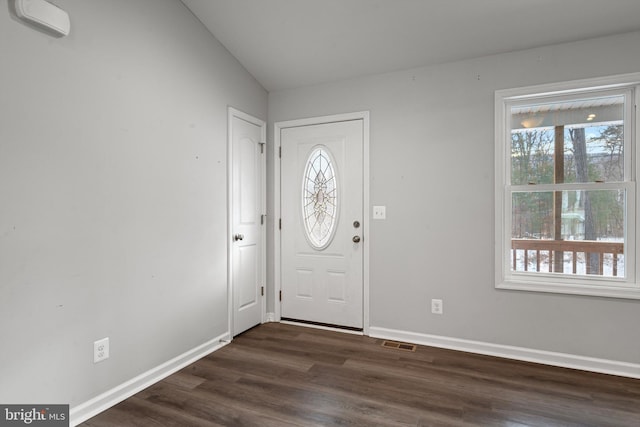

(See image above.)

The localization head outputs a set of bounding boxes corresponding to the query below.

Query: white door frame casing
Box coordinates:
[273,111,370,334]
[227,107,267,337]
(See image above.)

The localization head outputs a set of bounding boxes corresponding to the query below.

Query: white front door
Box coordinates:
[230,109,265,336]
[281,119,364,329]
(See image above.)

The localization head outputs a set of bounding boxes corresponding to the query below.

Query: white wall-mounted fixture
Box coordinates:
[431,299,443,315]
[93,337,109,363]
[373,205,386,220]
[14,0,70,37]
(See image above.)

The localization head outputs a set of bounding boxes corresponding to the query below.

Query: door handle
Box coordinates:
[234,234,244,241]
[352,235,361,243]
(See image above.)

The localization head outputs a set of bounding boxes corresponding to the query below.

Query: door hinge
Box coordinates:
[261,214,266,225]
[279,218,282,230]
[259,142,265,154]
[261,286,264,296]
[279,146,281,158]
[279,290,282,301]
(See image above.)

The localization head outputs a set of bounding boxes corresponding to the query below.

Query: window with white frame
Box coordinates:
[495,74,640,299]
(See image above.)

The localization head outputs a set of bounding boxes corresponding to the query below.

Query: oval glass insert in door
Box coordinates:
[302,145,339,250]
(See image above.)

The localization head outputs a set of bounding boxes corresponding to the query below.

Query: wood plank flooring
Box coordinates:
[82,323,640,426]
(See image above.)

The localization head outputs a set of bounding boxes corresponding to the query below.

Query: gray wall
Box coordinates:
[0,0,266,405]
[268,31,640,364]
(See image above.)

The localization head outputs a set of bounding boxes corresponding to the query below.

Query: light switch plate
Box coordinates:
[373,206,386,219]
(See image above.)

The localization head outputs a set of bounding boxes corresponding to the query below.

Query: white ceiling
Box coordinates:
[181,0,640,92]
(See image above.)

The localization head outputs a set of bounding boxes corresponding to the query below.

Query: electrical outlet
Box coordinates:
[94,337,109,363]
[431,299,443,315]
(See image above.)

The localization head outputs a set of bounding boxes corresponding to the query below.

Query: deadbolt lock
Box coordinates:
[353,220,360,228]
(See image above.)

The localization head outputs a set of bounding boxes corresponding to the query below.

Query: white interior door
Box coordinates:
[281,119,364,329]
[230,109,265,336]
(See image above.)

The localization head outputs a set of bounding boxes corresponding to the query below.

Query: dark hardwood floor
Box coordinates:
[82,323,640,426]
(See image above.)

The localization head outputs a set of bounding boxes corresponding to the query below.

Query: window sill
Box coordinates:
[497,279,640,300]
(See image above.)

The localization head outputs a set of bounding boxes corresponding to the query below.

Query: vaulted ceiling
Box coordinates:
[182,0,640,92]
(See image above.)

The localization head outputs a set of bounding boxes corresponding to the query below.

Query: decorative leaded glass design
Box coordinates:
[302,146,338,249]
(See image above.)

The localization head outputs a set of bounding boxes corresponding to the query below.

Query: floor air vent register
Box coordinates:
[381,340,417,352]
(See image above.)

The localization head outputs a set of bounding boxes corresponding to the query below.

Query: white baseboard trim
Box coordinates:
[70,331,231,426]
[369,326,640,379]
[265,312,276,322]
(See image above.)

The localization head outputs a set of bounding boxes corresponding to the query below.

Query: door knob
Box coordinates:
[234,234,244,241]
[352,235,361,243]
